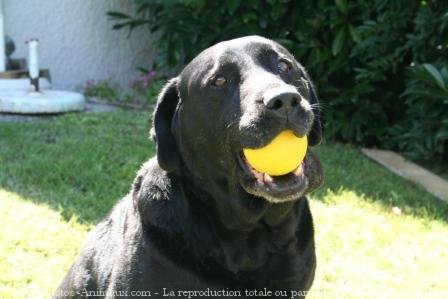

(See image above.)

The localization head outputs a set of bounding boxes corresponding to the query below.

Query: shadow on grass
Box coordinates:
[0,111,152,225]
[0,111,447,225]
[312,143,448,223]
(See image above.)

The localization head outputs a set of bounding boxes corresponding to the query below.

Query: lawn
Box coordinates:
[0,110,447,299]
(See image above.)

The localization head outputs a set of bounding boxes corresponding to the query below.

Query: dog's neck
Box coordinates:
[178,159,300,230]
[137,160,314,285]
[176,163,312,275]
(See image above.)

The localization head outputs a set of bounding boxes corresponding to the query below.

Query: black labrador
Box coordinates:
[55,36,323,298]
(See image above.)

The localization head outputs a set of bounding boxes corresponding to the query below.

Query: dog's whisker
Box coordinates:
[226,120,239,129]
[310,102,327,111]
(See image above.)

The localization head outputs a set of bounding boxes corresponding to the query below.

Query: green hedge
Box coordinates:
[109,0,448,162]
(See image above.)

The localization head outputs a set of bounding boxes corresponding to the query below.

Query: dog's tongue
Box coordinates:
[246,159,304,186]
[251,169,273,185]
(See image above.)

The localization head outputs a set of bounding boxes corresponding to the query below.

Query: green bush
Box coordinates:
[389,64,448,160]
[108,0,448,161]
[82,74,165,107]
[83,79,119,101]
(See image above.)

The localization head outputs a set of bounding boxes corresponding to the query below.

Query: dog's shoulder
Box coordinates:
[55,194,141,294]
[132,157,190,234]
[133,157,172,201]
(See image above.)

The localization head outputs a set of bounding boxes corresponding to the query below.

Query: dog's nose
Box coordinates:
[264,90,301,117]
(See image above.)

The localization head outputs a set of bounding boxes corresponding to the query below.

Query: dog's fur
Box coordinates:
[55,36,323,298]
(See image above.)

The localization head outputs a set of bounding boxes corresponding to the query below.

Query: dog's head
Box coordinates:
[152,36,323,209]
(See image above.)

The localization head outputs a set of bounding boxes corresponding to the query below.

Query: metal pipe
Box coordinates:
[27,38,39,92]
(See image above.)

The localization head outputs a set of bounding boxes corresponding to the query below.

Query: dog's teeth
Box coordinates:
[293,164,304,176]
[263,173,274,184]
[253,170,264,185]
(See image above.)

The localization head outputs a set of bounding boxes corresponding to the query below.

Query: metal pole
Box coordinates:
[27,39,39,92]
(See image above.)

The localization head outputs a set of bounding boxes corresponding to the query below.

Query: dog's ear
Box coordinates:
[304,74,322,146]
[151,78,181,172]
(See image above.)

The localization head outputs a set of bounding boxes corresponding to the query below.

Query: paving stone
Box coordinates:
[362,148,448,202]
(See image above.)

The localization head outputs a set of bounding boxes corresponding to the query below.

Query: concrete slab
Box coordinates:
[362,148,448,202]
[0,90,85,114]
[85,101,119,113]
[0,102,119,122]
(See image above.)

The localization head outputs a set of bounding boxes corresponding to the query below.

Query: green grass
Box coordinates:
[0,111,447,299]
[0,111,152,224]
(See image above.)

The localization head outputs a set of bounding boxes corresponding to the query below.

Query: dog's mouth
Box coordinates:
[237,153,309,203]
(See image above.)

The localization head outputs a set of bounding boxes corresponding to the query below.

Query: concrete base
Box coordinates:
[0,78,51,90]
[362,148,448,202]
[0,102,118,122]
[0,90,85,114]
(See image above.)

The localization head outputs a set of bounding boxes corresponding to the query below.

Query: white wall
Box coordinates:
[4,0,155,91]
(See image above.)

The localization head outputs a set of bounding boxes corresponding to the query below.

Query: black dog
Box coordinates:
[55,36,323,298]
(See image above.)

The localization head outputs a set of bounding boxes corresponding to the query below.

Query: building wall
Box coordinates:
[4,0,155,91]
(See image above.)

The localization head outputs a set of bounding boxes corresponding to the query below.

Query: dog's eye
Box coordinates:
[277,60,291,73]
[212,75,227,87]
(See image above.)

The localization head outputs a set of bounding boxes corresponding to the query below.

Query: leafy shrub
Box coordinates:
[131,70,165,106]
[83,79,119,101]
[82,73,165,107]
[389,64,448,160]
[108,0,448,161]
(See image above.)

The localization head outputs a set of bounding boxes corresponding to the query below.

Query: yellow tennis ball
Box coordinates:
[243,130,307,176]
